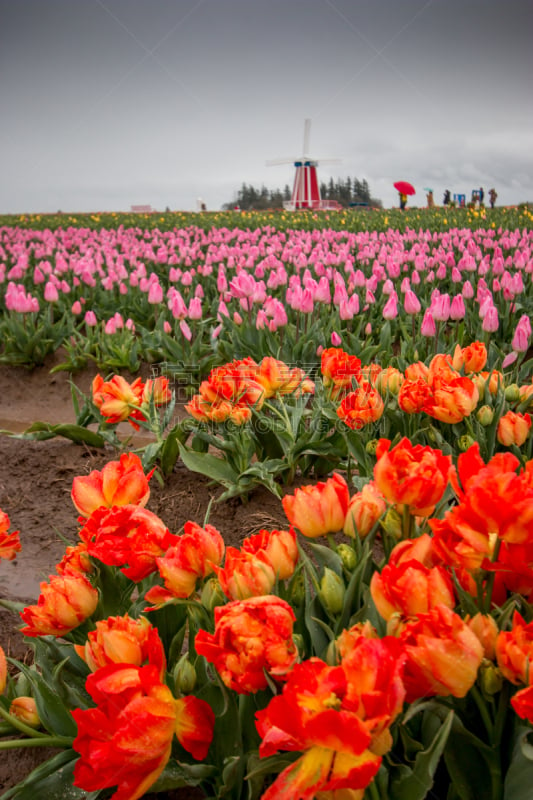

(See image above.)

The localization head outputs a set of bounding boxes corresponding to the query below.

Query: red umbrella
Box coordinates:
[394,181,416,195]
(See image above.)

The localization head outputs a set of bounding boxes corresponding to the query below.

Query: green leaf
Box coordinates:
[150,758,216,792]
[504,726,533,800]
[390,709,453,800]
[178,443,239,484]
[15,422,106,447]
[15,662,78,739]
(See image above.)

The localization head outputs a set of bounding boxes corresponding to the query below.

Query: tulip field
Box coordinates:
[1,204,533,800]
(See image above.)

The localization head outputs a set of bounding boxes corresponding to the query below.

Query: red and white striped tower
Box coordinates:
[267,119,340,210]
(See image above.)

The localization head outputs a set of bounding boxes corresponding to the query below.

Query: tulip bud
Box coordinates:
[381,508,403,540]
[15,671,32,698]
[476,405,494,426]
[325,638,339,666]
[505,383,521,402]
[365,439,379,455]
[319,568,345,615]
[292,633,305,657]
[200,577,226,613]
[173,654,197,695]
[290,573,305,607]
[337,543,357,572]
[458,435,476,452]
[386,612,405,638]
[9,696,40,728]
[479,662,503,697]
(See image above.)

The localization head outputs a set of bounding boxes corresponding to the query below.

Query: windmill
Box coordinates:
[266,119,341,211]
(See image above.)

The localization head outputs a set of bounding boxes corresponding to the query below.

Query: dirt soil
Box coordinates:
[0,357,291,799]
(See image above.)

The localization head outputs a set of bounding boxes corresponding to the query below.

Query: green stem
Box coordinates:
[470,684,494,739]
[401,504,414,540]
[0,736,72,750]
[263,399,293,437]
[368,778,381,800]
[483,537,502,613]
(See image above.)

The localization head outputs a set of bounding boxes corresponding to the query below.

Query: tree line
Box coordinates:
[222,177,382,210]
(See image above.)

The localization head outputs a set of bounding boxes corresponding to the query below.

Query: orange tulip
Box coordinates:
[71,452,152,518]
[496,611,533,686]
[256,659,381,799]
[397,378,432,414]
[399,605,484,701]
[370,561,455,621]
[92,374,144,424]
[467,613,499,661]
[337,383,385,430]
[343,482,386,539]
[214,547,276,600]
[321,347,361,391]
[73,664,214,799]
[404,361,429,382]
[20,572,98,637]
[374,438,452,517]
[144,521,225,607]
[0,645,6,694]
[55,541,93,576]
[282,473,350,538]
[512,685,533,724]
[140,376,172,409]
[0,509,21,561]
[195,595,298,693]
[255,357,313,398]
[497,410,532,447]
[242,527,298,580]
[9,697,40,728]
[74,615,166,678]
[423,376,479,424]
[452,341,487,373]
[375,366,404,396]
[81,505,177,582]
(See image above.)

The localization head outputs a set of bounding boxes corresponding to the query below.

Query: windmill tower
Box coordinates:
[267,119,340,211]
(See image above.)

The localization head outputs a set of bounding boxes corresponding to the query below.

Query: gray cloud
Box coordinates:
[1,0,531,213]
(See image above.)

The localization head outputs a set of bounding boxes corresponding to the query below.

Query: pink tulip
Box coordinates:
[84,311,97,327]
[382,293,398,320]
[502,352,518,369]
[256,309,268,329]
[331,331,342,346]
[71,301,82,315]
[404,290,421,315]
[431,293,450,322]
[229,272,256,298]
[188,298,203,320]
[44,282,59,303]
[421,309,436,337]
[512,315,532,352]
[217,267,227,293]
[148,282,163,304]
[450,295,465,320]
[163,321,172,334]
[104,318,117,334]
[482,306,499,332]
[180,320,192,341]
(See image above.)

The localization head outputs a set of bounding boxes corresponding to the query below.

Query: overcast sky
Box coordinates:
[1,0,532,213]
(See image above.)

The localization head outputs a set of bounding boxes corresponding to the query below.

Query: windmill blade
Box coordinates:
[303,119,311,157]
[266,157,298,166]
[315,158,342,165]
